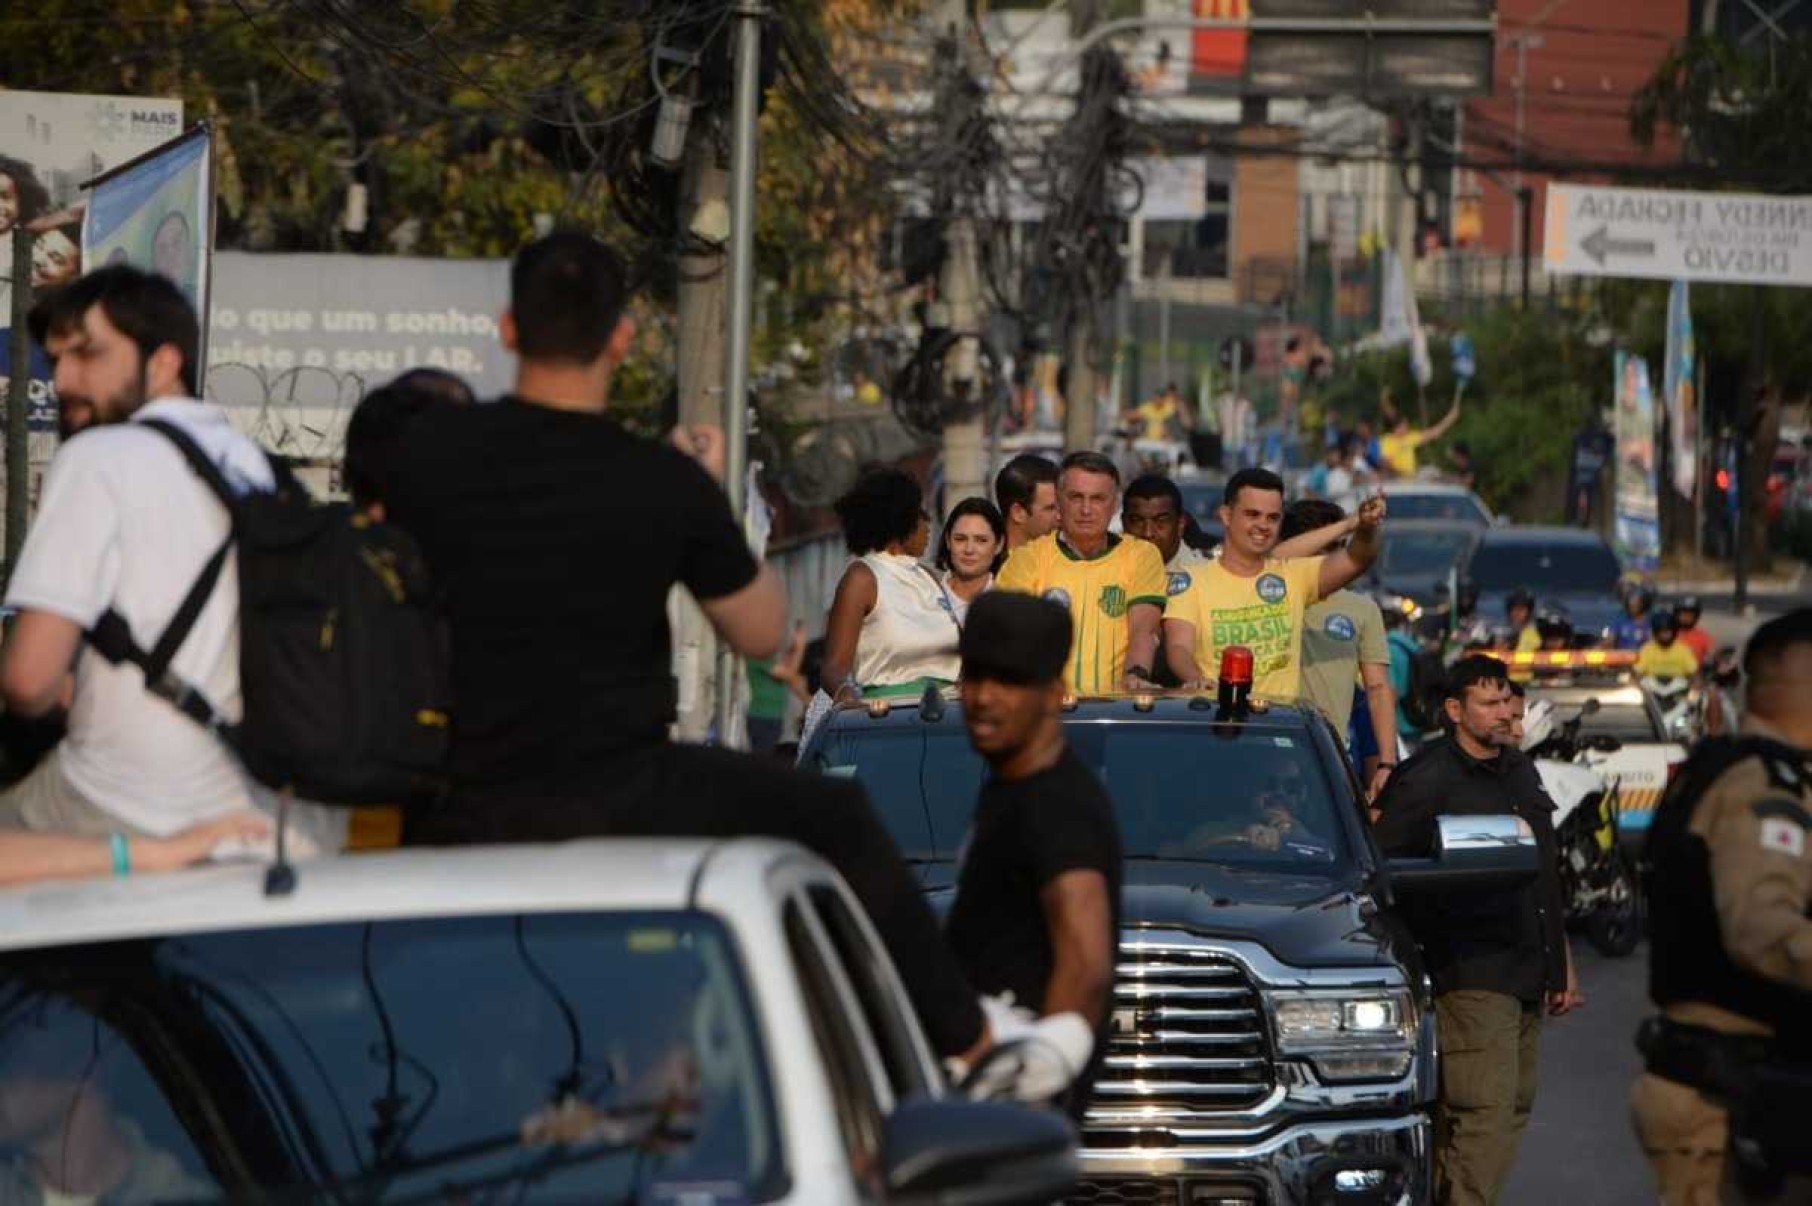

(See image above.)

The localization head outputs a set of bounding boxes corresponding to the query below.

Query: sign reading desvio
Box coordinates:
[1544,183,1812,288]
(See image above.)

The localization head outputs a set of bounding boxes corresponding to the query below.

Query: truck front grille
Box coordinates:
[1091,939,1274,1114]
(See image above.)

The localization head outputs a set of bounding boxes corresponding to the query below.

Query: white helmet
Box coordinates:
[1520,697,1558,752]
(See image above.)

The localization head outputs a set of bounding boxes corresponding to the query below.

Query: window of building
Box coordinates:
[1141,157,1233,280]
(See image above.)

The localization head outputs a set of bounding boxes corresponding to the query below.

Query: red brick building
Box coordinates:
[1462,0,1688,256]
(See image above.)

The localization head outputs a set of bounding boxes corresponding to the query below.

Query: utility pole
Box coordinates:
[936,0,990,509]
[711,0,765,749]
[677,138,731,430]
[1507,33,1542,265]
[941,215,988,507]
[1063,0,1106,455]
[5,228,33,582]
[671,120,731,744]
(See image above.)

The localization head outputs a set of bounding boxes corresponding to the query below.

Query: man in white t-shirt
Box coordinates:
[0,266,341,855]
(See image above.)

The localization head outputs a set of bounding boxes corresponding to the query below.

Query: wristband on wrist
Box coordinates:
[109,832,132,878]
[1376,761,1397,770]
[1126,666,1153,681]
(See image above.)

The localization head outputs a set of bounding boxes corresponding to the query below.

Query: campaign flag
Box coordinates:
[1662,280,1697,501]
[1451,332,1476,384]
[82,123,213,376]
[1612,350,1662,571]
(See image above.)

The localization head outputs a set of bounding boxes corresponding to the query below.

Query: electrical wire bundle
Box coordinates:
[1019,43,1139,353]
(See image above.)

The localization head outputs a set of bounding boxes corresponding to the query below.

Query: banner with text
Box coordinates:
[1545,183,1812,288]
[204,251,510,462]
[1613,351,1661,571]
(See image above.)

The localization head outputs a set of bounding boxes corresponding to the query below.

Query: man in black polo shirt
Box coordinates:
[946,592,1123,1118]
[1372,655,1578,1206]
[382,231,985,1065]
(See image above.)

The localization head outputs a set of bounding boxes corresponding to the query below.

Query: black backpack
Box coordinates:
[86,419,451,805]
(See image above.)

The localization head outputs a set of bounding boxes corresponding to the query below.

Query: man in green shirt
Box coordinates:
[1282,500,1399,799]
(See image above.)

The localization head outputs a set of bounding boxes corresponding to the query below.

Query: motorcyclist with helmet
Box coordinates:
[1535,604,1575,653]
[1507,587,1541,652]
[1637,611,1701,679]
[1675,596,1714,666]
[1613,583,1657,651]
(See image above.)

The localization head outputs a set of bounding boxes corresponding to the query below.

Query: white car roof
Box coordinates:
[0,837,804,955]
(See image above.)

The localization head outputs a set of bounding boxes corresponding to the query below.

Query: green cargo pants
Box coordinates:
[1434,990,1542,1206]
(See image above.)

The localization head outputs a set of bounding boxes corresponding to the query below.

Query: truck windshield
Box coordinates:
[811,721,1349,869]
[0,911,782,1200]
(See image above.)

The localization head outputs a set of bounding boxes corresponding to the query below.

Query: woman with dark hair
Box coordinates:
[933,496,1004,621]
[814,468,959,722]
[0,155,53,318]
[0,155,51,237]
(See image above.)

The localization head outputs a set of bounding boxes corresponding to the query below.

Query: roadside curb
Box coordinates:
[1655,561,1807,598]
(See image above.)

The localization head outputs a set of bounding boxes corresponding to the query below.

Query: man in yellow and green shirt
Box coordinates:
[1162,468,1386,700]
[996,451,1168,694]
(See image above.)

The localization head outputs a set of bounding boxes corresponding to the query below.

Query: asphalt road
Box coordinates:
[1502,586,1806,1204]
[1502,941,1654,1205]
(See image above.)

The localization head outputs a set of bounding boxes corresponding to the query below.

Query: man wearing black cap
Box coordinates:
[945,592,1123,1118]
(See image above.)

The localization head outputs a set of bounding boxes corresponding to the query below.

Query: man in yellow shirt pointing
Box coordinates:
[1163,468,1386,699]
[996,451,1167,694]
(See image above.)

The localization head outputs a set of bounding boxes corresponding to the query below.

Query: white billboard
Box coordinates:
[1545,183,1812,289]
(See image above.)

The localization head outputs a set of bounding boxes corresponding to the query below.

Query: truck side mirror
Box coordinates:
[882,1095,1078,1205]
[1386,814,1540,893]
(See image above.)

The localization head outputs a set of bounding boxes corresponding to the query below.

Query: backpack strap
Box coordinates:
[136,418,239,510]
[84,418,244,744]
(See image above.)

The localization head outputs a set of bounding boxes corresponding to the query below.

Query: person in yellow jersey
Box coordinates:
[995,451,1167,694]
[1123,382,1189,442]
[1162,467,1385,699]
[1378,388,1462,479]
[1636,611,1701,680]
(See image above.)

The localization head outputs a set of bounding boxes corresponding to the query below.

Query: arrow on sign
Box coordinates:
[1580,225,1657,265]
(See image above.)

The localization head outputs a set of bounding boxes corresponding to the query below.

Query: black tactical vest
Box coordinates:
[1646,736,1812,1058]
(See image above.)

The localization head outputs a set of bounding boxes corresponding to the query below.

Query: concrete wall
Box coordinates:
[1231,125,1302,304]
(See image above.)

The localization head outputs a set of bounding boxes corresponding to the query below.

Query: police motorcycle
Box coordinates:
[1642,673,1703,744]
[1523,697,1644,956]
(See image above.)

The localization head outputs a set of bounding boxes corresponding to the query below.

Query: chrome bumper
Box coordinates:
[1079,1112,1431,1205]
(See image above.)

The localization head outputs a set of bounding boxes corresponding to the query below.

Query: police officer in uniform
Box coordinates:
[1634,608,1812,1204]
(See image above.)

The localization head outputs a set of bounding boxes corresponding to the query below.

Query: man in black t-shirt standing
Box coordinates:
[381,232,987,1066]
[945,592,1123,1118]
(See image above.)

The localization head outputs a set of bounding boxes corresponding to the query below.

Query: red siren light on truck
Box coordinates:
[1217,645,1255,719]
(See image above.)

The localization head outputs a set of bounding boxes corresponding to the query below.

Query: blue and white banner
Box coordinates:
[1613,350,1661,571]
[82,123,212,339]
[1661,280,1697,501]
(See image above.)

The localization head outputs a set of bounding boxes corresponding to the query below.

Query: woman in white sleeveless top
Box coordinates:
[819,470,961,713]
[933,497,1005,623]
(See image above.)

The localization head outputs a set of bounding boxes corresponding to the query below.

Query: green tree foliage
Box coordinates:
[1627,33,1812,566]
[1,1,909,438]
[1319,308,1612,522]
[1632,34,1812,192]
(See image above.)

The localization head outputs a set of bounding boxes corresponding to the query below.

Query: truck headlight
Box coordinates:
[1268,990,1415,1082]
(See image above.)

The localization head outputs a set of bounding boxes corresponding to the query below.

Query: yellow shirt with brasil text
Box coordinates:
[996,532,1167,694]
[1164,556,1326,700]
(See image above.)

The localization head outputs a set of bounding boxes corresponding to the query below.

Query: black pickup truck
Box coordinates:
[804,690,1532,1206]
